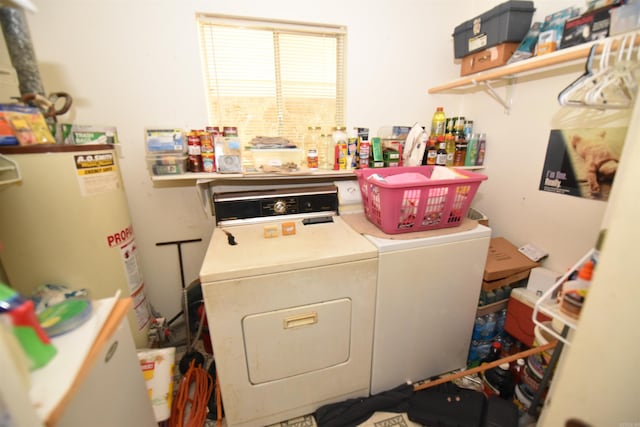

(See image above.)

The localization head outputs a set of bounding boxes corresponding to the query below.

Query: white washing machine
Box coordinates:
[199,185,378,427]
[364,222,491,395]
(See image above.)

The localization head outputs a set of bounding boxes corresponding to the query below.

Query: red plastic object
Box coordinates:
[354,166,487,234]
[197,303,213,355]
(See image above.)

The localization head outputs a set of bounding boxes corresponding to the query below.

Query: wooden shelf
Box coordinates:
[428,30,640,112]
[150,169,356,183]
[150,166,485,184]
[429,42,596,94]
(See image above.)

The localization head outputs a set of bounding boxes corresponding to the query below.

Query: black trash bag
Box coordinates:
[314,384,413,427]
[408,383,486,427]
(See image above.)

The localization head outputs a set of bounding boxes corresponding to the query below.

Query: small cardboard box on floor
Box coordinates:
[482,237,540,291]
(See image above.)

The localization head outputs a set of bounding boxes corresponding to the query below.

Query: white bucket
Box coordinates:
[138,347,176,422]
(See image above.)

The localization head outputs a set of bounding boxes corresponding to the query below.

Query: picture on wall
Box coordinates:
[539,127,627,201]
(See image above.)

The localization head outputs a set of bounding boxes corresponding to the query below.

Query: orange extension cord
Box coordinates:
[169,359,215,427]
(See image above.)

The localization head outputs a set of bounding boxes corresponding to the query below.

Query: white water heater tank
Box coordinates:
[0,144,150,347]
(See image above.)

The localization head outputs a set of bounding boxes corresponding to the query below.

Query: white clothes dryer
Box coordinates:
[199,185,378,427]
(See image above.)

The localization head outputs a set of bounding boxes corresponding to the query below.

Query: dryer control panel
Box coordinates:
[212,184,339,225]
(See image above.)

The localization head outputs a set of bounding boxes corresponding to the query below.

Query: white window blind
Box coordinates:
[197,14,346,148]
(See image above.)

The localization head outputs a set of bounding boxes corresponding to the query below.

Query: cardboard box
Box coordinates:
[460,42,519,76]
[482,268,531,292]
[483,237,540,281]
[535,7,580,56]
[560,5,617,49]
[452,0,535,58]
[61,124,119,145]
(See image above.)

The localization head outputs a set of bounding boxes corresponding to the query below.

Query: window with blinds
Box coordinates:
[197,14,346,149]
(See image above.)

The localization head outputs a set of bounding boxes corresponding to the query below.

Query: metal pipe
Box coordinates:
[0,7,44,96]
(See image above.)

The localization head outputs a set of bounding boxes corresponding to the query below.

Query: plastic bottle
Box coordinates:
[478,291,487,306]
[482,312,497,340]
[472,315,486,341]
[564,259,594,292]
[495,308,507,337]
[464,120,474,141]
[453,137,467,166]
[485,290,497,304]
[305,127,320,170]
[481,341,502,364]
[322,133,334,170]
[465,133,479,166]
[444,132,456,166]
[435,140,448,166]
[476,133,487,166]
[332,126,347,171]
[303,126,314,161]
[424,135,438,165]
[0,283,57,370]
[503,284,513,298]
[511,358,525,384]
[317,131,329,170]
[559,259,594,317]
[452,118,467,166]
[483,362,515,399]
[430,107,446,137]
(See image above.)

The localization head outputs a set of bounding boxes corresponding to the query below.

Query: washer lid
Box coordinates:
[365,223,491,253]
[199,216,377,282]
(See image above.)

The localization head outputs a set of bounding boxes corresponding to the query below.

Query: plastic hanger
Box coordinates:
[558,44,598,107]
[584,34,637,108]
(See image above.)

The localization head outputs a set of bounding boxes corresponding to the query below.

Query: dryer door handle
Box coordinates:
[283,312,318,329]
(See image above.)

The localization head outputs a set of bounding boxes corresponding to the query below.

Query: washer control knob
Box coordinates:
[273,200,287,214]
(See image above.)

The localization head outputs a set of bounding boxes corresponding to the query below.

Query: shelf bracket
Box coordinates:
[477,77,515,114]
[0,153,22,186]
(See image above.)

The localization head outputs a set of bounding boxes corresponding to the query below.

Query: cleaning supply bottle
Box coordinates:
[560,259,594,298]
[560,259,594,318]
[0,283,57,370]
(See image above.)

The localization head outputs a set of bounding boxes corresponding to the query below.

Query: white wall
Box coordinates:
[21,0,460,317]
[20,0,617,319]
[455,0,630,275]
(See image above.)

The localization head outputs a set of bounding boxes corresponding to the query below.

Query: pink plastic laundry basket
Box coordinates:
[354,166,487,234]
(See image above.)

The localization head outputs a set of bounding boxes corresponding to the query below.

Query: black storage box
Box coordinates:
[453,1,536,58]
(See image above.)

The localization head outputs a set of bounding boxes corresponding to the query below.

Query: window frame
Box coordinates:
[196,13,347,147]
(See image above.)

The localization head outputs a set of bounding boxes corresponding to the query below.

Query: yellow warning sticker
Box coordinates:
[73,152,120,196]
